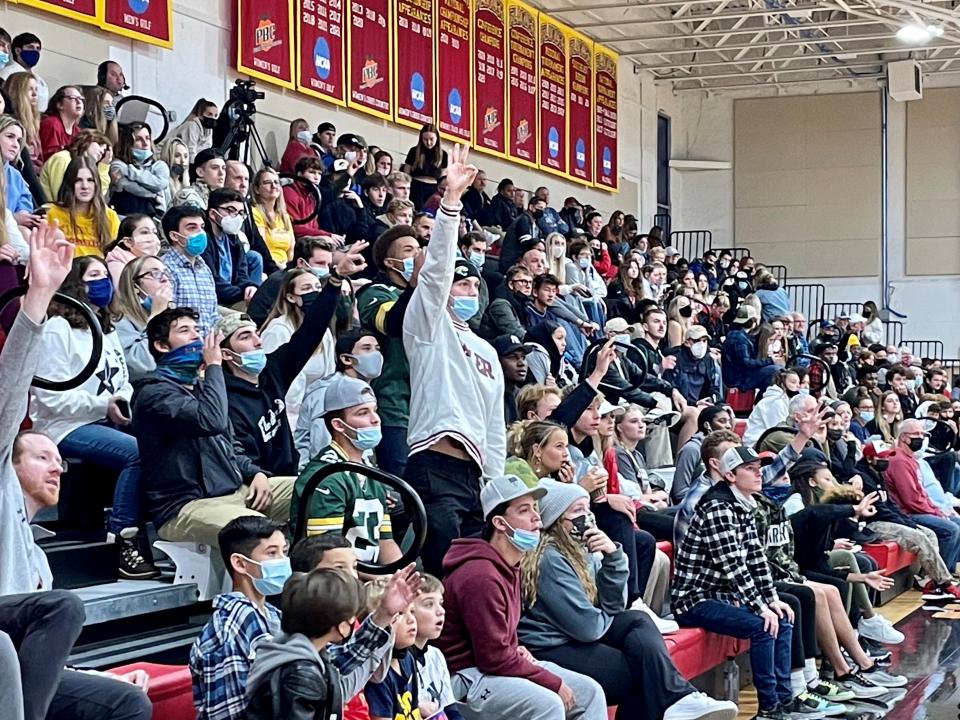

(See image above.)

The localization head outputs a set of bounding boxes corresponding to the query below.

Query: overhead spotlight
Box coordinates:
[927,24,945,37]
[895,24,933,43]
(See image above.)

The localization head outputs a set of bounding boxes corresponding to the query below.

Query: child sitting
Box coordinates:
[365,577,423,720]
[412,575,464,720]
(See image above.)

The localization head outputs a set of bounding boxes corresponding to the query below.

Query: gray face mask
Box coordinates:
[350,350,384,380]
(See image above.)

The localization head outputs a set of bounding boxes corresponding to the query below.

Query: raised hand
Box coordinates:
[371,563,423,627]
[443,144,479,202]
[23,220,74,324]
[335,241,369,277]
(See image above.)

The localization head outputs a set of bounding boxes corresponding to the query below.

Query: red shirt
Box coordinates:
[39,115,81,163]
[884,448,943,517]
[279,139,319,175]
[282,182,327,238]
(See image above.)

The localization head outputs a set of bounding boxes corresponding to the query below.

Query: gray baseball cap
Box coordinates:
[480,475,546,521]
[322,374,376,414]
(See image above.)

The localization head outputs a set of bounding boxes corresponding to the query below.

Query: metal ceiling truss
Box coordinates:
[534,0,960,92]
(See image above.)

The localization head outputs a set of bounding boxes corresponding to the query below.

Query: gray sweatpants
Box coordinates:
[452,661,608,720]
[869,520,953,584]
[0,631,24,720]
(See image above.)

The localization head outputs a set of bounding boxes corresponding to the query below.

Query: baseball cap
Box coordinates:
[664,246,680,257]
[719,446,773,475]
[599,399,626,417]
[644,407,681,428]
[317,121,336,134]
[337,133,366,148]
[862,436,895,460]
[480,475,546,520]
[685,325,709,341]
[605,317,635,335]
[732,304,759,325]
[192,148,224,170]
[848,313,867,324]
[492,334,531,357]
[322,374,376,414]
[215,311,256,340]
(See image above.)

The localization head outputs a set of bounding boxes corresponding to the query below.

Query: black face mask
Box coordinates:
[299,291,320,313]
[874,459,890,473]
[908,436,925,452]
[827,428,844,442]
[200,116,217,130]
[532,209,544,220]
[679,305,693,319]
[785,388,800,398]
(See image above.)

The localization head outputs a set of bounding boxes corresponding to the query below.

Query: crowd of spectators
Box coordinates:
[1,29,959,720]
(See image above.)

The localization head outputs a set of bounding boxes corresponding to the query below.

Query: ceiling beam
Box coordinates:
[655,58,891,80]
[671,73,884,90]
[569,3,861,28]
[622,31,911,56]
[590,17,879,41]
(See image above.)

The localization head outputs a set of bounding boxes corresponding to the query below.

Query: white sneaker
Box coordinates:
[663,692,738,720]
[858,615,904,645]
[631,597,680,634]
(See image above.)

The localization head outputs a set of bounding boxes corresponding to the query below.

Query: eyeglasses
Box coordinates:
[512,278,533,287]
[219,206,248,218]
[136,269,171,282]
[63,95,85,103]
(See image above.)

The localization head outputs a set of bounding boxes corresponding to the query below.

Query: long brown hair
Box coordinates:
[521,519,597,608]
[5,72,41,143]
[409,123,442,173]
[115,122,155,165]
[260,268,313,331]
[48,256,116,333]
[616,255,645,300]
[82,86,118,146]
[114,254,162,327]
[57,156,113,253]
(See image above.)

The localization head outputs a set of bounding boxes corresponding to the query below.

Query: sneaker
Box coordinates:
[920,580,954,601]
[857,615,904,645]
[860,665,907,688]
[941,583,960,600]
[662,691,738,720]
[806,679,854,703]
[109,528,161,580]
[833,671,887,699]
[795,692,846,717]
[754,706,788,720]
[630,597,680,634]
[782,696,825,719]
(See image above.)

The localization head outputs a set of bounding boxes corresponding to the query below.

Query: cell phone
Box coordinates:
[115,398,131,418]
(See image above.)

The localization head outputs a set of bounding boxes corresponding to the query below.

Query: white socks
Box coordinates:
[791,670,807,698]
[803,658,819,686]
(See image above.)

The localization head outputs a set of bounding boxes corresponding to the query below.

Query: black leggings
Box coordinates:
[594,503,655,603]
[634,506,678,542]
[776,582,818,671]
[534,610,695,720]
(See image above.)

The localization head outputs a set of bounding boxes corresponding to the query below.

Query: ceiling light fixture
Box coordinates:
[895,24,938,43]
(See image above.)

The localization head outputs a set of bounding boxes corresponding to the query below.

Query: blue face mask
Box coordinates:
[503,520,540,552]
[20,49,40,68]
[341,421,382,450]
[183,231,207,257]
[395,256,415,282]
[132,148,153,163]
[860,411,875,424]
[156,339,204,385]
[0,51,9,66]
[469,251,485,269]
[311,266,330,280]
[86,277,114,308]
[140,294,153,313]
[247,556,292,596]
[451,296,479,321]
[798,388,810,396]
[235,349,267,376]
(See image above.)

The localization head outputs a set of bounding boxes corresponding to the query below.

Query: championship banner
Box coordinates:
[472,0,506,157]
[537,15,566,177]
[394,0,435,128]
[296,0,346,105]
[347,0,393,120]
[594,44,619,191]
[20,0,99,26]
[436,0,472,142]
[505,0,537,167]
[102,0,173,49]
[567,30,594,183]
[236,0,296,89]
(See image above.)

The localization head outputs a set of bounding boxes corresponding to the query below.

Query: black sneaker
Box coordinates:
[754,706,788,720]
[860,637,892,664]
[110,528,161,580]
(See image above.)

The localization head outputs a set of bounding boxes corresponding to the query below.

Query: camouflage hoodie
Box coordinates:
[753,494,804,583]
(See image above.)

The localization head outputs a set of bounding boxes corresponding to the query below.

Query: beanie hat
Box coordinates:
[537,478,589,529]
[453,258,480,285]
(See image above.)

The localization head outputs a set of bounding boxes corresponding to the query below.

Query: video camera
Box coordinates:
[228,79,265,118]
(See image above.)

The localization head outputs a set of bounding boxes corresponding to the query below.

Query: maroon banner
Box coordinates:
[103,0,173,48]
[347,0,392,120]
[567,32,593,183]
[20,0,98,26]
[296,0,346,105]
[506,0,537,167]
[537,16,566,177]
[437,0,472,142]
[594,45,618,190]
[472,0,506,157]
[394,0,435,128]
[236,0,296,89]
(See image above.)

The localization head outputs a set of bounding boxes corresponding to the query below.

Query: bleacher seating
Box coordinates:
[108,663,193,720]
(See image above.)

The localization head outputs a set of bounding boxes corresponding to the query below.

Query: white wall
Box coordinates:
[3,0,644,215]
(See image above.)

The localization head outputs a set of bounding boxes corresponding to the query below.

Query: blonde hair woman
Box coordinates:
[665,295,694,349]
[5,72,43,174]
[867,390,902,443]
[251,167,295,266]
[113,254,172,379]
[159,138,190,206]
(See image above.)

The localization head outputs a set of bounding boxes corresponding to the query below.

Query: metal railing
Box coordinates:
[884,320,903,348]
[784,283,826,334]
[767,264,788,287]
[902,339,945,361]
[653,213,672,239]
[713,247,752,261]
[819,302,863,322]
[669,230,712,260]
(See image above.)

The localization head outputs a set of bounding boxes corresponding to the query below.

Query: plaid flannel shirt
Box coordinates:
[672,481,779,617]
[190,592,392,720]
[163,247,219,335]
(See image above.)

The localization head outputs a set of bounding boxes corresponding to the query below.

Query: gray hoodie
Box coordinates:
[245,631,329,701]
[0,313,54,595]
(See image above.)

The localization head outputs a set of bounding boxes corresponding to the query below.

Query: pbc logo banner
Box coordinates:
[255,17,282,53]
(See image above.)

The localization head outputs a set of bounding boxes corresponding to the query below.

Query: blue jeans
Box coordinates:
[378,425,410,479]
[677,600,793,710]
[912,513,960,570]
[59,422,141,535]
[244,250,264,286]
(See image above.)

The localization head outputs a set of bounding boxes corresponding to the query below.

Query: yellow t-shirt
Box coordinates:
[252,206,296,265]
[39,150,111,204]
[46,204,120,258]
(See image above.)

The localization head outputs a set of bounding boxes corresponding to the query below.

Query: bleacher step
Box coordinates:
[69,625,204,669]
[42,537,119,589]
[76,580,200,626]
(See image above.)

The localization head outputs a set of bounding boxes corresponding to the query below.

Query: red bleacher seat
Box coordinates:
[864,541,917,576]
[663,628,743,680]
[726,388,756,416]
[734,419,747,439]
[109,662,193,720]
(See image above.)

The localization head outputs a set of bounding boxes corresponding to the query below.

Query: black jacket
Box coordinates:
[246,661,331,720]
[855,459,917,527]
[633,338,675,396]
[462,187,490,221]
[498,212,540,272]
[132,365,260,529]
[480,192,519,229]
[663,345,717,405]
[599,355,657,409]
[225,280,340,477]
[248,268,288,327]
[789,503,857,577]
[201,229,256,306]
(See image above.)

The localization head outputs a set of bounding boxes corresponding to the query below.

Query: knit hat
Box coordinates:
[453,258,480,284]
[537,478,589,529]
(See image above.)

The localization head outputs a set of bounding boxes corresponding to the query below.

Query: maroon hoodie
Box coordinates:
[436,538,562,691]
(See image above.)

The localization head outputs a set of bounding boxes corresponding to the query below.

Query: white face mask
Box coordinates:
[691,341,708,359]
[551,245,565,259]
[220,213,244,235]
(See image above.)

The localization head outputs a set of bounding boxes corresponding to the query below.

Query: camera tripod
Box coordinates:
[218,110,272,168]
